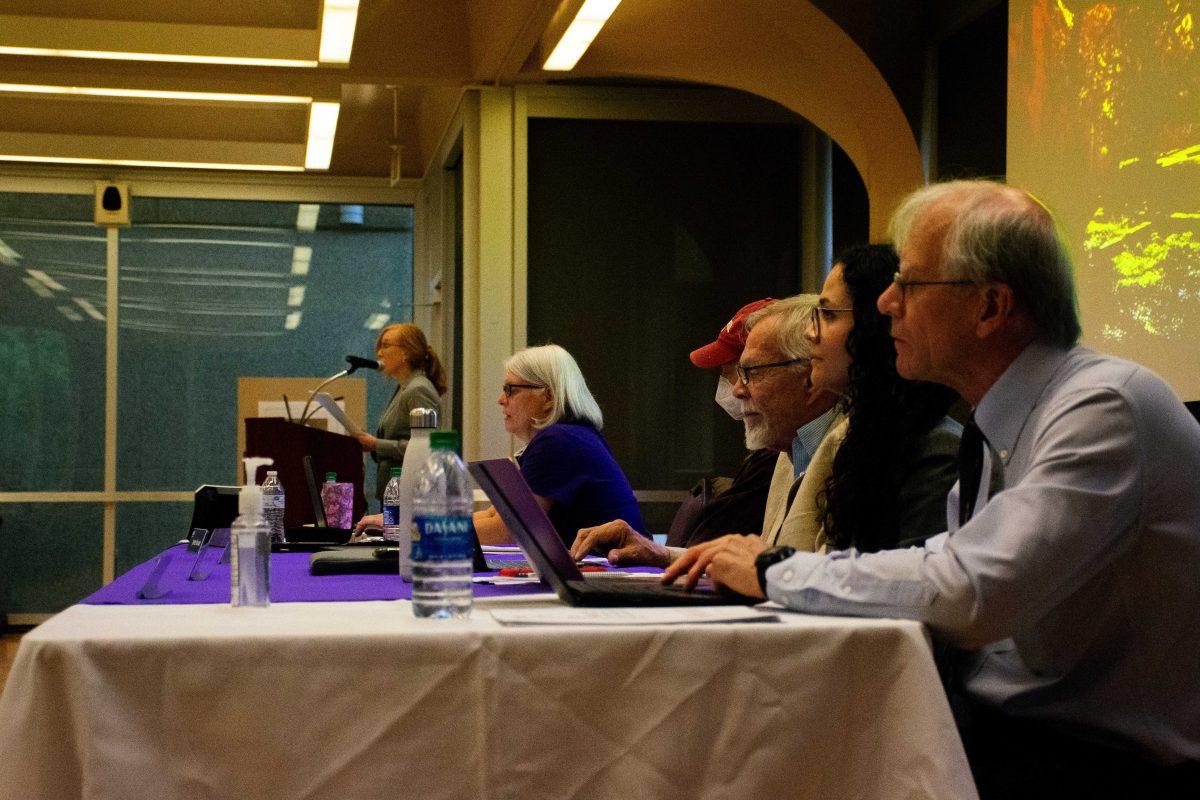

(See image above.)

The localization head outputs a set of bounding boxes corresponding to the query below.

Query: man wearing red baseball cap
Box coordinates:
[571,296,834,566]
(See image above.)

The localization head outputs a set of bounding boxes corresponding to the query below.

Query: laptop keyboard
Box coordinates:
[581,576,713,596]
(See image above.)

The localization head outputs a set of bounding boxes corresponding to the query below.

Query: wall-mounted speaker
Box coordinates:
[94,182,130,226]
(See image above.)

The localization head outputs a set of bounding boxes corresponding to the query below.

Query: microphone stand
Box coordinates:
[298,368,351,427]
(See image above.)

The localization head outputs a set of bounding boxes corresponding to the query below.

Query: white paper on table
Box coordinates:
[490,606,779,626]
[310,392,363,436]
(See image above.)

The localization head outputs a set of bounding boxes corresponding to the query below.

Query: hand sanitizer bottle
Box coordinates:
[230,484,271,607]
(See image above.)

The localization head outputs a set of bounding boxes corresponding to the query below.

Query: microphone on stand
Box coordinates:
[299,355,379,424]
[345,355,379,373]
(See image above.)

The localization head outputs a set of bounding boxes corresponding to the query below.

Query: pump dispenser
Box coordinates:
[231,458,272,607]
[242,456,274,486]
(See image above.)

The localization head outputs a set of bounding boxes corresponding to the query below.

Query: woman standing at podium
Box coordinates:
[354,322,447,504]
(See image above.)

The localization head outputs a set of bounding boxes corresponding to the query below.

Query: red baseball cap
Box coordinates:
[689,298,776,368]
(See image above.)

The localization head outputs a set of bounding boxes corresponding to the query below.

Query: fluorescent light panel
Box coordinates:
[319,0,360,64]
[56,305,83,322]
[73,297,106,320]
[0,238,20,264]
[0,82,310,104]
[287,286,306,306]
[296,206,320,232]
[305,102,340,169]
[291,245,313,274]
[0,45,317,68]
[0,154,303,171]
[27,268,66,291]
[0,87,337,172]
[21,276,53,298]
[543,0,622,71]
[285,311,302,330]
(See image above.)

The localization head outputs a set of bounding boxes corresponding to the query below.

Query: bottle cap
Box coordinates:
[389,467,402,478]
[325,471,337,482]
[266,470,277,478]
[409,407,439,429]
[239,485,263,516]
[430,430,459,451]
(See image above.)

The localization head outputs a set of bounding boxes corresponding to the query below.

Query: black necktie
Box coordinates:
[958,416,987,527]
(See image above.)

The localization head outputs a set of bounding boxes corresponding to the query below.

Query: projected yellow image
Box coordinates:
[1009,0,1198,395]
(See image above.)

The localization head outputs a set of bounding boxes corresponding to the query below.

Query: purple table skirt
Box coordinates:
[82,543,559,605]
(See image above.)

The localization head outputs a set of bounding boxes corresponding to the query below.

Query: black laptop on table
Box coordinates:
[468,459,755,607]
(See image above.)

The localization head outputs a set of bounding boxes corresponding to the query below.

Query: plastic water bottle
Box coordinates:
[397,407,437,581]
[382,467,403,542]
[411,430,473,619]
[230,485,271,607]
[260,470,286,543]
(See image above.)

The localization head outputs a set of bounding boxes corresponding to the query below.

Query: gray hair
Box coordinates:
[890,179,1081,347]
[505,344,604,431]
[742,293,819,360]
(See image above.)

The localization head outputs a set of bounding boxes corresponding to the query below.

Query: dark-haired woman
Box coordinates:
[662,244,961,592]
[801,242,961,551]
[356,322,448,504]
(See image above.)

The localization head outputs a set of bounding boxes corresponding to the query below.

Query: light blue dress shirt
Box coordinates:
[764,343,1200,763]
[790,406,838,478]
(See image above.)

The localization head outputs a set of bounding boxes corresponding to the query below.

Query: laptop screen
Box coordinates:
[468,459,585,587]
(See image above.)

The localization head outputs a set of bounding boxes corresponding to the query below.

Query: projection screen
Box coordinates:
[1008,0,1199,400]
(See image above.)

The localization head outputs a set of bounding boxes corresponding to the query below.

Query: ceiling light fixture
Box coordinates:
[543,0,622,71]
[285,311,302,330]
[296,206,320,232]
[73,297,106,321]
[21,276,53,299]
[27,268,66,291]
[287,286,306,307]
[364,313,390,330]
[0,46,317,69]
[319,0,361,64]
[0,238,20,265]
[304,102,340,170]
[0,154,303,171]
[291,245,313,274]
[57,305,84,322]
[0,82,311,104]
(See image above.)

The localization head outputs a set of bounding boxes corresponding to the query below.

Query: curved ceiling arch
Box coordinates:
[562,0,924,240]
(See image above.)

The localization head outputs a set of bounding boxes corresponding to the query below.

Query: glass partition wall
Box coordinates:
[0,188,413,618]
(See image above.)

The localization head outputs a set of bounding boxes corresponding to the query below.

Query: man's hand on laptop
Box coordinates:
[661,535,768,599]
[571,520,671,568]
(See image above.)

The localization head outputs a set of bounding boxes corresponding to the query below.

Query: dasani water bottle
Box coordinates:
[411,430,473,619]
[382,467,403,542]
[260,470,286,543]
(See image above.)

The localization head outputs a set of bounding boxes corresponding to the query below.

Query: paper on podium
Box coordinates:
[311,392,364,436]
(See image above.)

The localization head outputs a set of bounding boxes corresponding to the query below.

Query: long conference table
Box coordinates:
[0,543,978,800]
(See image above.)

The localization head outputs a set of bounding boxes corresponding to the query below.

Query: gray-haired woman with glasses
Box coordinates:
[473,344,643,546]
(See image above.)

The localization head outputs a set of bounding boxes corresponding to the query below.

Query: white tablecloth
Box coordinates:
[0,599,977,800]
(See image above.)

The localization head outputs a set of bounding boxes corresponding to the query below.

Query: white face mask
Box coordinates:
[714,376,744,420]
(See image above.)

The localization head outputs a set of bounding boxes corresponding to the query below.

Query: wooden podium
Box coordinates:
[244,418,367,527]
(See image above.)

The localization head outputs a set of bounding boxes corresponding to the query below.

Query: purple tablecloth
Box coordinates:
[82,544,558,605]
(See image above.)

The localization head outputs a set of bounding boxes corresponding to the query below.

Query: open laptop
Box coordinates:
[468,458,755,606]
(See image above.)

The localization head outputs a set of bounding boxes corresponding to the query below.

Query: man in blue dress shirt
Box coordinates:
[665,180,1200,797]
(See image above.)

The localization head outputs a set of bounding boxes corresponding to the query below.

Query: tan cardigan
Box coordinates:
[760,414,850,552]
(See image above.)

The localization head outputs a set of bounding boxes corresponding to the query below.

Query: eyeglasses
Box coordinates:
[376,341,405,351]
[808,304,854,342]
[891,272,977,302]
[501,383,543,397]
[734,357,809,385]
